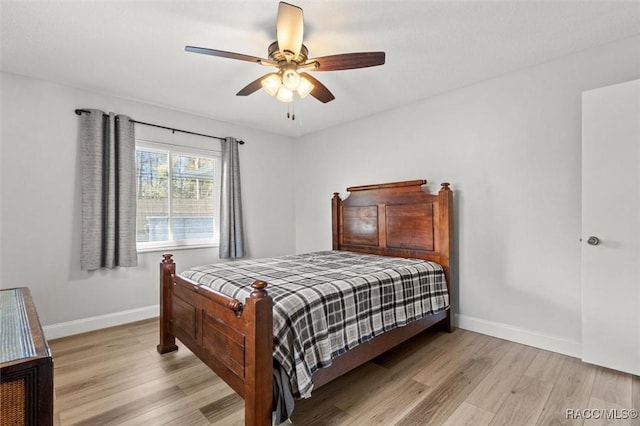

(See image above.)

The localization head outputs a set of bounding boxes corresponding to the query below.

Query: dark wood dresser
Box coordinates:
[0,287,53,425]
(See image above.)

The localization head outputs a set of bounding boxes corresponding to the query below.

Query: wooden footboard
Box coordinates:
[156,254,273,426]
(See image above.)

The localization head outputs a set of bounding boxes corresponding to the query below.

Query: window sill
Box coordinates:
[137,243,218,254]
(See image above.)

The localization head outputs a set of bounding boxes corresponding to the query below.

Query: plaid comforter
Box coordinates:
[181,250,449,398]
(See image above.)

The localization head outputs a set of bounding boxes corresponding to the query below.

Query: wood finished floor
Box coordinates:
[49,318,640,425]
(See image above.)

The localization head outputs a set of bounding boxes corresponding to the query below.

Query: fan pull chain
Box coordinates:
[286,105,296,121]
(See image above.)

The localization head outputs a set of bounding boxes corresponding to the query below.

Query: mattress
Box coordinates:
[181,250,449,399]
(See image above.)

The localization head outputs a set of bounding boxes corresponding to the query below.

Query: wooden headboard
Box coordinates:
[331,179,453,288]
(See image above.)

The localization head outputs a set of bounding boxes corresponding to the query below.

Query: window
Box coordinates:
[135,141,220,251]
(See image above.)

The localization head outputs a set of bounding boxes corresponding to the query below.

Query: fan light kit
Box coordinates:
[185,2,386,105]
[262,69,314,102]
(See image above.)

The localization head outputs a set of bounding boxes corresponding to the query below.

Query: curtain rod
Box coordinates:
[74,109,244,145]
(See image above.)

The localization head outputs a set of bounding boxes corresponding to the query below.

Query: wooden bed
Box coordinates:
[157,179,453,425]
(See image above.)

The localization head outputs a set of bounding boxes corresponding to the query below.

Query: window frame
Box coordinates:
[135,139,221,253]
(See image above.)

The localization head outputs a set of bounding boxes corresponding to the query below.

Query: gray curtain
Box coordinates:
[219,137,245,259]
[80,109,138,270]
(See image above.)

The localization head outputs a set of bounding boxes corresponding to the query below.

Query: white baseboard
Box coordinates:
[43,305,159,340]
[455,313,581,358]
[42,306,580,358]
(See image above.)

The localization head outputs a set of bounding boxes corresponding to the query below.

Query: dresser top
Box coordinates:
[0,287,50,365]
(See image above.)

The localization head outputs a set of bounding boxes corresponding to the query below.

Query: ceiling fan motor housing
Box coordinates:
[268,41,309,65]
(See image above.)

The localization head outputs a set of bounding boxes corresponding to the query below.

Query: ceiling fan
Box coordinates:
[185,2,385,104]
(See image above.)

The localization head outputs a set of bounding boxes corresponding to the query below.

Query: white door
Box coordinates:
[581,79,640,375]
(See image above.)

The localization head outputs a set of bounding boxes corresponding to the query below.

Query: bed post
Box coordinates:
[157,254,179,354]
[244,280,273,426]
[439,183,454,333]
[332,192,342,250]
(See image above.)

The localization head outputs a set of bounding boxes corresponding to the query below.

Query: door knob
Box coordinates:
[587,236,600,246]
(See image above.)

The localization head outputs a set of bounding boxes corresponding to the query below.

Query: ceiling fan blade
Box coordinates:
[185,46,266,64]
[310,52,386,71]
[236,75,268,96]
[277,2,304,58]
[299,73,335,103]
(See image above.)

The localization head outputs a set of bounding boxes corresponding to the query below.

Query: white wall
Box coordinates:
[0,72,296,335]
[293,35,640,357]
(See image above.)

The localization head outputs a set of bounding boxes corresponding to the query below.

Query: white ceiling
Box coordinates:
[2,1,639,137]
